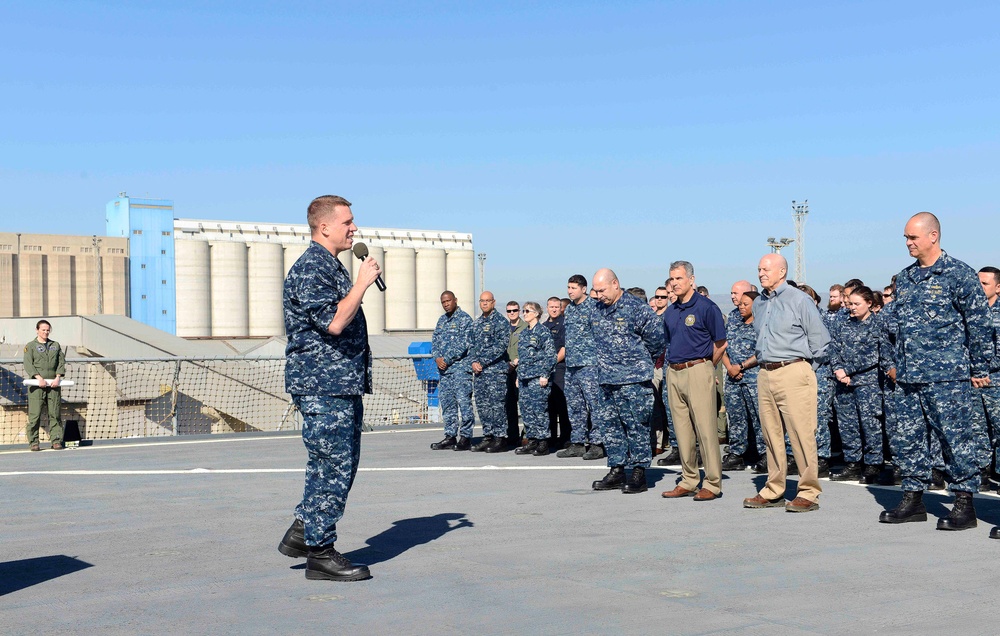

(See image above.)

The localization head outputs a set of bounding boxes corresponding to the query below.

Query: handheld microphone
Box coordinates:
[352,242,386,291]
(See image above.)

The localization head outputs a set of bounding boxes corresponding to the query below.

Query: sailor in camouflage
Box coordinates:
[278,195,379,582]
[514,302,557,455]
[971,267,1000,486]
[721,291,764,468]
[469,291,511,452]
[830,286,884,483]
[590,269,665,494]
[879,213,992,532]
[430,291,475,450]
[560,274,610,459]
[23,320,66,450]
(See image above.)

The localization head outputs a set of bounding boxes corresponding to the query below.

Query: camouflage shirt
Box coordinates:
[593,292,665,385]
[986,299,1000,377]
[877,302,899,375]
[432,307,473,375]
[893,250,991,383]
[516,322,557,380]
[469,309,510,375]
[831,313,880,386]
[564,296,599,368]
[725,315,758,384]
[283,241,372,396]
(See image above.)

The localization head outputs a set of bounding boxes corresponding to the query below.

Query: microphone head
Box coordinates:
[352,242,369,260]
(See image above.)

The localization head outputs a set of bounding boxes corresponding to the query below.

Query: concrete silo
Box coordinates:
[446,250,476,316]
[210,241,249,337]
[175,240,212,337]
[247,242,285,337]
[282,243,308,277]
[415,249,447,329]
[18,253,44,317]
[46,254,73,316]
[384,247,416,330]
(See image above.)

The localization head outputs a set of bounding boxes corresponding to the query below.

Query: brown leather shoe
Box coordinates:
[785,496,819,512]
[29,443,40,452]
[51,442,65,450]
[693,488,719,501]
[743,494,785,508]
[661,485,697,498]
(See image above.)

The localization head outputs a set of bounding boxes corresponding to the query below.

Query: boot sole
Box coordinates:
[278,542,309,558]
[305,569,372,582]
[593,483,625,491]
[879,512,928,524]
[936,520,978,531]
[621,487,648,494]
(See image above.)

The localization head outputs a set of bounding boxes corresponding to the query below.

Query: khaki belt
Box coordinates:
[761,358,808,371]
[668,358,710,371]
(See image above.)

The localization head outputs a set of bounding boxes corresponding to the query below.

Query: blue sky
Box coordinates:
[2,1,998,308]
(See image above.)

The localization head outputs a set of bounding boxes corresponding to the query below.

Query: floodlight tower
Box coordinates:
[792,200,808,282]
[766,237,794,254]
[477,252,486,294]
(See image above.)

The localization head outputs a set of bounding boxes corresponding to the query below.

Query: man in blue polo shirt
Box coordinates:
[660,261,728,501]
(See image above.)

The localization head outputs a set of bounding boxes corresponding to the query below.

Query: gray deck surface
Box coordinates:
[2,428,998,635]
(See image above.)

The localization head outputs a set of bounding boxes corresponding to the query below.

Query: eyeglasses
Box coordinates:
[506,309,519,313]
[882,293,893,298]
[522,309,535,314]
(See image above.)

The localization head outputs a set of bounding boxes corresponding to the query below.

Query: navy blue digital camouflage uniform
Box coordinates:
[284,241,372,548]
[724,311,765,459]
[593,292,665,469]
[831,312,884,465]
[564,296,608,445]
[970,297,1000,469]
[516,322,557,440]
[893,251,992,493]
[877,304,902,463]
[469,308,510,439]
[432,306,475,439]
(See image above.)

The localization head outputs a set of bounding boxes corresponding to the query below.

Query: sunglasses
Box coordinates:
[654,295,669,299]
[506,309,519,313]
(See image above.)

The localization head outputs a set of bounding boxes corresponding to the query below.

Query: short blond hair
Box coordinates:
[307,195,352,231]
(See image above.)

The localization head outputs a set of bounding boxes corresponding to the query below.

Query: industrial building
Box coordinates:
[1,194,477,339]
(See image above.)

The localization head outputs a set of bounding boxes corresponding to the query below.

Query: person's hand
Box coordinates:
[727,364,741,379]
[887,368,897,382]
[435,357,448,371]
[36,377,48,388]
[539,377,548,387]
[972,376,991,388]
[49,377,61,388]
[511,358,519,368]
[472,362,483,374]
[356,256,382,289]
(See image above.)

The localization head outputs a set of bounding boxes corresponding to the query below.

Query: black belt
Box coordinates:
[761,358,808,371]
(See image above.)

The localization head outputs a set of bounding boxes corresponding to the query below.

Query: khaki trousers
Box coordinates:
[667,361,722,494]
[757,362,822,502]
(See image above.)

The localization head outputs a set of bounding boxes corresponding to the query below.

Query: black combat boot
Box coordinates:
[622,467,648,494]
[979,467,993,492]
[831,462,862,481]
[453,437,472,451]
[484,437,507,453]
[786,454,798,476]
[593,466,626,491]
[929,468,946,490]
[557,443,586,458]
[471,436,493,452]
[656,446,680,466]
[990,526,1000,540]
[430,436,457,450]
[721,453,745,471]
[751,456,768,474]
[817,456,831,478]
[515,439,539,455]
[532,440,550,456]
[278,518,308,558]
[879,490,927,524]
[305,547,372,582]
[582,444,606,460]
[862,464,883,485]
[937,491,977,531]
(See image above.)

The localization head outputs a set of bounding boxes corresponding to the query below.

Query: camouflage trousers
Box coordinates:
[601,381,654,469]
[293,394,363,547]
[518,378,551,440]
[815,369,834,458]
[439,372,475,439]
[970,382,1000,469]
[834,383,884,465]
[724,380,764,458]
[895,381,985,493]
[473,370,508,438]
[565,365,607,445]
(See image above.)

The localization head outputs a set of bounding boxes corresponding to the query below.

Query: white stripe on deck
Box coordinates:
[0,465,607,477]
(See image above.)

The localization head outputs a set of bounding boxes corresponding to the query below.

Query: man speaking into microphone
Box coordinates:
[278,195,382,582]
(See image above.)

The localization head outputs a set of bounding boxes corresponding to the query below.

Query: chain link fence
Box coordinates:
[0,356,435,445]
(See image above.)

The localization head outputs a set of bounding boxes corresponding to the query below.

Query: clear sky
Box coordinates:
[3,1,998,309]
